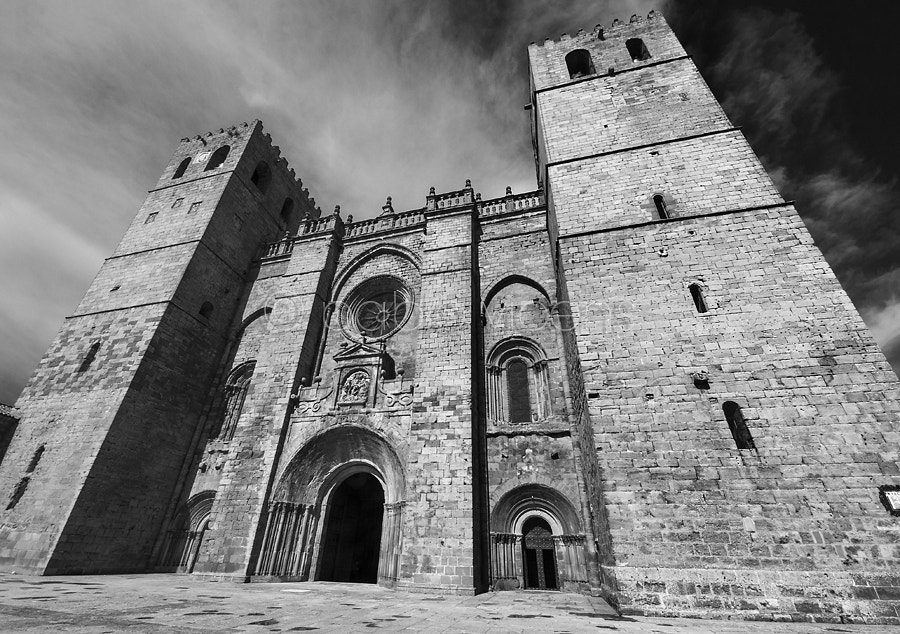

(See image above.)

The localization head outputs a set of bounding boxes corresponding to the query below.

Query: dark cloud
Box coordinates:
[667,1,900,373]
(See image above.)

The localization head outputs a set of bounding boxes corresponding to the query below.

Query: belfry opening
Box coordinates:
[318,472,384,583]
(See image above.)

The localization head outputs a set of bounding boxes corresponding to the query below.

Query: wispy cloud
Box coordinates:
[2,0,897,402]
[667,2,900,373]
[0,0,653,401]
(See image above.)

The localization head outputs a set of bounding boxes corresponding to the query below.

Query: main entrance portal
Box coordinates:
[318,472,384,583]
[522,516,558,590]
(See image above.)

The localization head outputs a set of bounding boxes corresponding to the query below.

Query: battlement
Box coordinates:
[154,119,321,229]
[528,10,687,92]
[531,10,662,50]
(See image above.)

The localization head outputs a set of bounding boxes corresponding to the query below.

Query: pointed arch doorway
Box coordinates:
[318,471,384,583]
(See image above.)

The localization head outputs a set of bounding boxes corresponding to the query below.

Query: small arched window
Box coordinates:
[507,359,532,423]
[280,198,294,224]
[486,337,551,424]
[205,146,230,171]
[199,301,214,319]
[653,194,669,220]
[565,49,595,79]
[218,362,255,441]
[250,161,271,194]
[688,284,708,314]
[626,38,651,61]
[723,401,756,450]
[173,157,191,179]
[77,341,100,372]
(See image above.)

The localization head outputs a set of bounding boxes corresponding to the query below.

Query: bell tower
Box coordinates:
[530,11,900,619]
[0,121,316,574]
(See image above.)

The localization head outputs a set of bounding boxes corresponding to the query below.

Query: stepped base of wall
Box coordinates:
[611,565,900,624]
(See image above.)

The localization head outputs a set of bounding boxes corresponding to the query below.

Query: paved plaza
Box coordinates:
[0,573,896,633]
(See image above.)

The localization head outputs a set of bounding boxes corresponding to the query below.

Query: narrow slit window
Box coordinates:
[26,446,44,473]
[5,477,29,510]
[565,49,595,79]
[205,146,230,171]
[723,401,756,450]
[626,38,651,61]
[173,157,191,179]
[689,283,708,313]
[507,359,532,423]
[78,342,100,372]
[653,194,668,219]
[145,212,158,224]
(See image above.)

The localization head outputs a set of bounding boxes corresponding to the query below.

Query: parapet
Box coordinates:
[528,10,688,92]
[158,120,321,224]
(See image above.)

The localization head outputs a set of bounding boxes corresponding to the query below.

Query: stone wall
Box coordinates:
[534,10,900,624]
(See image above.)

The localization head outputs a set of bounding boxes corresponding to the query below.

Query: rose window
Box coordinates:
[356,292,408,338]
[340,275,413,341]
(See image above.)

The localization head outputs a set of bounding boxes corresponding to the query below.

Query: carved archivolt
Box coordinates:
[218,361,255,441]
[485,337,551,424]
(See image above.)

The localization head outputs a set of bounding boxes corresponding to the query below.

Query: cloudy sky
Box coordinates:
[1,0,899,404]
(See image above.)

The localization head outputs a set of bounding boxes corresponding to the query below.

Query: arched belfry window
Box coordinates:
[173,157,191,179]
[626,38,651,61]
[486,337,551,424]
[251,161,271,194]
[280,198,294,224]
[723,401,756,450]
[205,146,230,171]
[218,361,255,441]
[565,49,595,79]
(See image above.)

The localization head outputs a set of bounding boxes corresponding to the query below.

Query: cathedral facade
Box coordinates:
[2,12,900,623]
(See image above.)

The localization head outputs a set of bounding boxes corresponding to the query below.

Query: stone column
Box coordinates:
[378,501,405,587]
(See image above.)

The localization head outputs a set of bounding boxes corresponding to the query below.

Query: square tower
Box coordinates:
[0,122,316,574]
[531,12,900,620]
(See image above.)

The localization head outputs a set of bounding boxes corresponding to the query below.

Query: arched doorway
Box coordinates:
[157,491,214,573]
[490,483,589,592]
[522,516,558,590]
[257,427,405,586]
[318,472,384,583]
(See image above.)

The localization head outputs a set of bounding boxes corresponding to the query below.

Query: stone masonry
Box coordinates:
[1,10,899,625]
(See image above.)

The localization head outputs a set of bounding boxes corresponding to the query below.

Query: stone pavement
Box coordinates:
[0,573,896,633]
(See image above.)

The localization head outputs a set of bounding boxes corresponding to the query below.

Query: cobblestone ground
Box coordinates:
[0,573,896,633]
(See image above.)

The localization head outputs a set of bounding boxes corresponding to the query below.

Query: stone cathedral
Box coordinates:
[2,11,900,624]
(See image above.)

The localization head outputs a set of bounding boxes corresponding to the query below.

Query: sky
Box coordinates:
[1,0,899,403]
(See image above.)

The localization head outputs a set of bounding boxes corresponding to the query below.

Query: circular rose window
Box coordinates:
[340,276,413,341]
[356,291,408,338]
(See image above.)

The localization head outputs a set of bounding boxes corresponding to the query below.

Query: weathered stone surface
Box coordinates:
[0,10,898,625]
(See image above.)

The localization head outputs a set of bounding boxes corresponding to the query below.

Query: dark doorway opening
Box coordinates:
[318,472,384,583]
[522,516,558,590]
